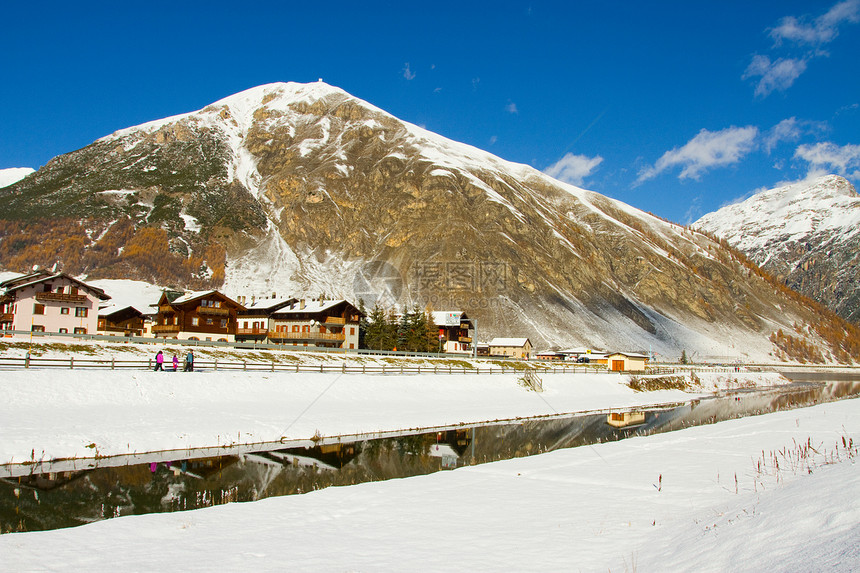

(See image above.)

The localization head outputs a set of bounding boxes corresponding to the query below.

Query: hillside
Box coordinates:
[695,175,860,324]
[0,82,856,361]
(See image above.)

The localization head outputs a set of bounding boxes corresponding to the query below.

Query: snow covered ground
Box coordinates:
[1,394,856,572]
[0,368,790,466]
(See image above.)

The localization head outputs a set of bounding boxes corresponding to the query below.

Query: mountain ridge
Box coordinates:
[1,82,857,362]
[694,174,860,323]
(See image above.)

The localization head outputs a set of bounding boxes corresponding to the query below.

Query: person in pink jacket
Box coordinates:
[172,354,179,371]
[154,350,164,371]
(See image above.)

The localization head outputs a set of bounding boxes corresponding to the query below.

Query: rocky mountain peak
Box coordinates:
[2,84,859,361]
[695,174,860,323]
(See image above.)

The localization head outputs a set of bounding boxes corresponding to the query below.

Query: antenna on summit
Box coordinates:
[318,78,323,82]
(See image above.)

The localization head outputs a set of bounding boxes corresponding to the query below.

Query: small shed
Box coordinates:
[606,352,648,372]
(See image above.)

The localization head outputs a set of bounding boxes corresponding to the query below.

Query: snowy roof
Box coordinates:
[606,352,649,359]
[278,299,351,314]
[0,271,110,300]
[242,298,298,312]
[170,290,219,305]
[489,337,531,347]
[431,311,470,326]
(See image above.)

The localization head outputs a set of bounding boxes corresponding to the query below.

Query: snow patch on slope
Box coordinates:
[694,174,860,252]
[0,167,34,188]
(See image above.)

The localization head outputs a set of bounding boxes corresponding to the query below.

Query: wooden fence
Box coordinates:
[0,355,614,376]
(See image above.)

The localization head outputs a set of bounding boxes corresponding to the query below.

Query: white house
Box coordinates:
[0,270,111,336]
[488,337,533,359]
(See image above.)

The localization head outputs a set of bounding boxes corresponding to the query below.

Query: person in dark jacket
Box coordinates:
[184,350,194,372]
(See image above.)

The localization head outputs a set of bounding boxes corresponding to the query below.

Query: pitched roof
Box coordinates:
[242,297,298,312]
[489,337,531,347]
[0,271,111,300]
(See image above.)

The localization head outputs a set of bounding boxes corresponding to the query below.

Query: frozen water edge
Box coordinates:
[1,396,857,571]
[0,369,791,465]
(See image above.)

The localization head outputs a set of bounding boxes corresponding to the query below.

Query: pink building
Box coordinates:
[0,270,111,336]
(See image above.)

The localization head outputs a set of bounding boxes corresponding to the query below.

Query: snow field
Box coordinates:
[1,396,856,572]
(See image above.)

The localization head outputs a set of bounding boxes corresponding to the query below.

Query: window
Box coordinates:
[206,318,213,325]
[293,325,300,332]
[75,307,88,318]
[31,325,45,332]
[43,284,52,292]
[61,307,70,315]
[192,317,199,326]
[350,327,355,335]
[70,287,78,296]
[33,304,45,315]
[220,319,227,328]
[59,328,68,334]
[74,327,87,334]
[243,321,248,328]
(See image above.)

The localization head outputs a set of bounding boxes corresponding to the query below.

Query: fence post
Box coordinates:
[320,364,323,373]
[271,361,275,372]
[111,356,115,370]
[214,358,218,371]
[70,356,74,370]
[243,361,247,371]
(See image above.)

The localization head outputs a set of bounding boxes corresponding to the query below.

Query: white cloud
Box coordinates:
[745,1,860,97]
[402,63,416,80]
[763,117,829,153]
[544,153,603,187]
[505,101,518,114]
[794,141,860,178]
[636,126,759,184]
[770,0,860,46]
[742,55,808,97]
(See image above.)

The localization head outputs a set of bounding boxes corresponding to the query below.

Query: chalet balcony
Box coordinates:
[158,305,174,313]
[237,327,268,336]
[197,306,230,316]
[36,292,87,303]
[324,316,346,325]
[152,324,181,334]
[268,330,345,342]
[0,312,13,323]
[459,336,473,343]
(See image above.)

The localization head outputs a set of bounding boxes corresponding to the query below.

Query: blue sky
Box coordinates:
[2,1,859,223]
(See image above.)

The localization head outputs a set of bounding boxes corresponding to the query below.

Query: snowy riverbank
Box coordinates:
[1,394,856,571]
[0,369,790,465]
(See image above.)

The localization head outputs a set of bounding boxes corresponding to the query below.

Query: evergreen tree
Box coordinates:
[679,349,688,364]
[365,302,388,350]
[396,307,410,351]
[357,298,368,349]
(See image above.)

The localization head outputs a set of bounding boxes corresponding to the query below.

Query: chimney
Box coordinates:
[300,299,305,310]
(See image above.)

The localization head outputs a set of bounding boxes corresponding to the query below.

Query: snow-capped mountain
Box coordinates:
[0,82,853,361]
[0,167,34,188]
[695,175,860,323]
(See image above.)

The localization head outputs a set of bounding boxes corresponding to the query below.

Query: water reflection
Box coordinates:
[2,381,858,533]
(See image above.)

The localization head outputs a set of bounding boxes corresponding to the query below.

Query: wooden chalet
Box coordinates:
[268,297,363,349]
[235,297,298,343]
[152,290,245,342]
[430,311,474,354]
[97,305,146,337]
